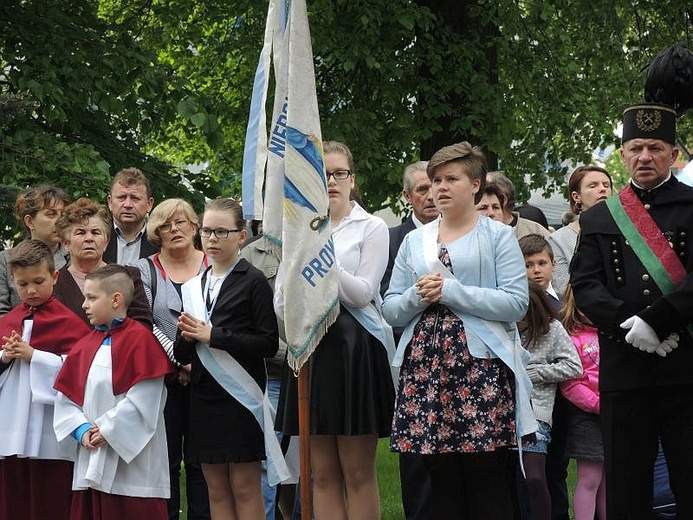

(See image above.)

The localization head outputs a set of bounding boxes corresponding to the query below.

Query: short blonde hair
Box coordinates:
[86,264,134,308]
[111,167,152,198]
[147,199,199,246]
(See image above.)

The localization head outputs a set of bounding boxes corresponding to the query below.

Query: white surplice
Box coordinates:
[0,319,71,461]
[53,344,170,498]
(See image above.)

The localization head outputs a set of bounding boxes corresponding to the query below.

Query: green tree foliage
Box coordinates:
[1,0,691,244]
[0,0,220,242]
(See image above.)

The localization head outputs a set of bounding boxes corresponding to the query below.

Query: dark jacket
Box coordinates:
[174,258,279,388]
[570,176,693,391]
[381,215,417,296]
[103,226,159,264]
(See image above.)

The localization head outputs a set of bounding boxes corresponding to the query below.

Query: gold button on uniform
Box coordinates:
[644,203,651,210]
[643,289,650,296]
[642,274,650,282]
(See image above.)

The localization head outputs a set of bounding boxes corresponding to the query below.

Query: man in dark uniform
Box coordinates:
[571,103,693,518]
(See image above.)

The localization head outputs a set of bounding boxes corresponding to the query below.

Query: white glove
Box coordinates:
[654,333,680,357]
[620,316,660,352]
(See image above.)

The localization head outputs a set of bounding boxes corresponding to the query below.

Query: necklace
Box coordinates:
[208,275,223,293]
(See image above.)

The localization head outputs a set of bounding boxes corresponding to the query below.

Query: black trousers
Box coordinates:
[601,385,693,520]
[165,379,210,520]
[399,452,432,519]
[423,450,519,519]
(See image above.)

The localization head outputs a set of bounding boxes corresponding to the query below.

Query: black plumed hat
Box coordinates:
[644,44,693,117]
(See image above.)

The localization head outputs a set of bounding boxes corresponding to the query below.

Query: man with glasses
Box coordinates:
[104,167,159,265]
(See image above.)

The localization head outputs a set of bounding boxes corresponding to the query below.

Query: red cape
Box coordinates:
[0,297,90,355]
[54,318,174,406]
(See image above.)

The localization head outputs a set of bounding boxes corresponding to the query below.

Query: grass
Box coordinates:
[180,440,578,519]
[376,439,404,519]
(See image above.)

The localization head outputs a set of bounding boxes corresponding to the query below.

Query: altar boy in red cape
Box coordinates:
[54,264,173,520]
[0,239,91,520]
[571,102,693,518]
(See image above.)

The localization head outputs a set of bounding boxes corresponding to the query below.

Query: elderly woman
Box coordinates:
[52,198,152,328]
[475,183,506,222]
[0,185,70,315]
[548,165,613,295]
[487,171,550,239]
[134,199,209,520]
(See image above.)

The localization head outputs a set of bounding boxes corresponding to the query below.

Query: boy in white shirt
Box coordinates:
[0,239,91,520]
[54,264,172,520]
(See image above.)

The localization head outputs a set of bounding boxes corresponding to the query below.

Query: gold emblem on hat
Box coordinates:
[635,109,661,132]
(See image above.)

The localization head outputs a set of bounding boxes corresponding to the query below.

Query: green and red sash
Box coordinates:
[605,185,692,335]
[606,185,687,290]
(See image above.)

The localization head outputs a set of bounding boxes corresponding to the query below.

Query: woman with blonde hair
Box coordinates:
[135,198,210,520]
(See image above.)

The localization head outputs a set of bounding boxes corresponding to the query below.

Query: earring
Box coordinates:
[575,201,583,213]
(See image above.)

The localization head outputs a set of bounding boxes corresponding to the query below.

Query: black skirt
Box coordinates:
[276,308,395,437]
[187,372,266,464]
[565,407,603,461]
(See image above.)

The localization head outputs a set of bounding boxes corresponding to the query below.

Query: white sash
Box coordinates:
[422,219,455,280]
[420,221,536,471]
[182,275,290,486]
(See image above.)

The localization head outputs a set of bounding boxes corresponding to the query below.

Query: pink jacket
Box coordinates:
[560,324,600,414]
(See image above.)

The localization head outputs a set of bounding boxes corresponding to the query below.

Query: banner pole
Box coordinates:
[298,366,312,519]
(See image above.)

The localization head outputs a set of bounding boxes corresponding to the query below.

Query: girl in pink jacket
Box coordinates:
[560,285,605,520]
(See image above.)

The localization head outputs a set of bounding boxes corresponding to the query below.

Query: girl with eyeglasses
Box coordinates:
[135,198,210,520]
[174,198,279,520]
[274,141,396,520]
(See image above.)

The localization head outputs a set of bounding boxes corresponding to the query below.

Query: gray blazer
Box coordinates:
[135,253,208,364]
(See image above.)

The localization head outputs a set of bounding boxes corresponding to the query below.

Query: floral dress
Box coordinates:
[390,245,516,454]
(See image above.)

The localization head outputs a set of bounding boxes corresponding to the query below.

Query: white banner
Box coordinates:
[242,0,339,371]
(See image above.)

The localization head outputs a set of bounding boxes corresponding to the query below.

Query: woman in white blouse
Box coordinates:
[275,141,395,520]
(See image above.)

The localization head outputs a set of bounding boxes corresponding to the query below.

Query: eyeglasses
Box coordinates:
[159,219,193,233]
[199,227,242,239]
[326,169,352,180]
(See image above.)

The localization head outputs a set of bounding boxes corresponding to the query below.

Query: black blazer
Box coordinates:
[380,215,417,296]
[571,176,693,391]
[174,258,279,387]
[103,225,160,264]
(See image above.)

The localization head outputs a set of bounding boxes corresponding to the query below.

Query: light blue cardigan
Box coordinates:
[382,215,536,439]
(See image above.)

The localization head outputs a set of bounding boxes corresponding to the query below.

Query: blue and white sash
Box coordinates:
[182,275,290,486]
[419,221,537,469]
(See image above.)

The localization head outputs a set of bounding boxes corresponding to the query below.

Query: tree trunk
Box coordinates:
[415,0,499,168]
